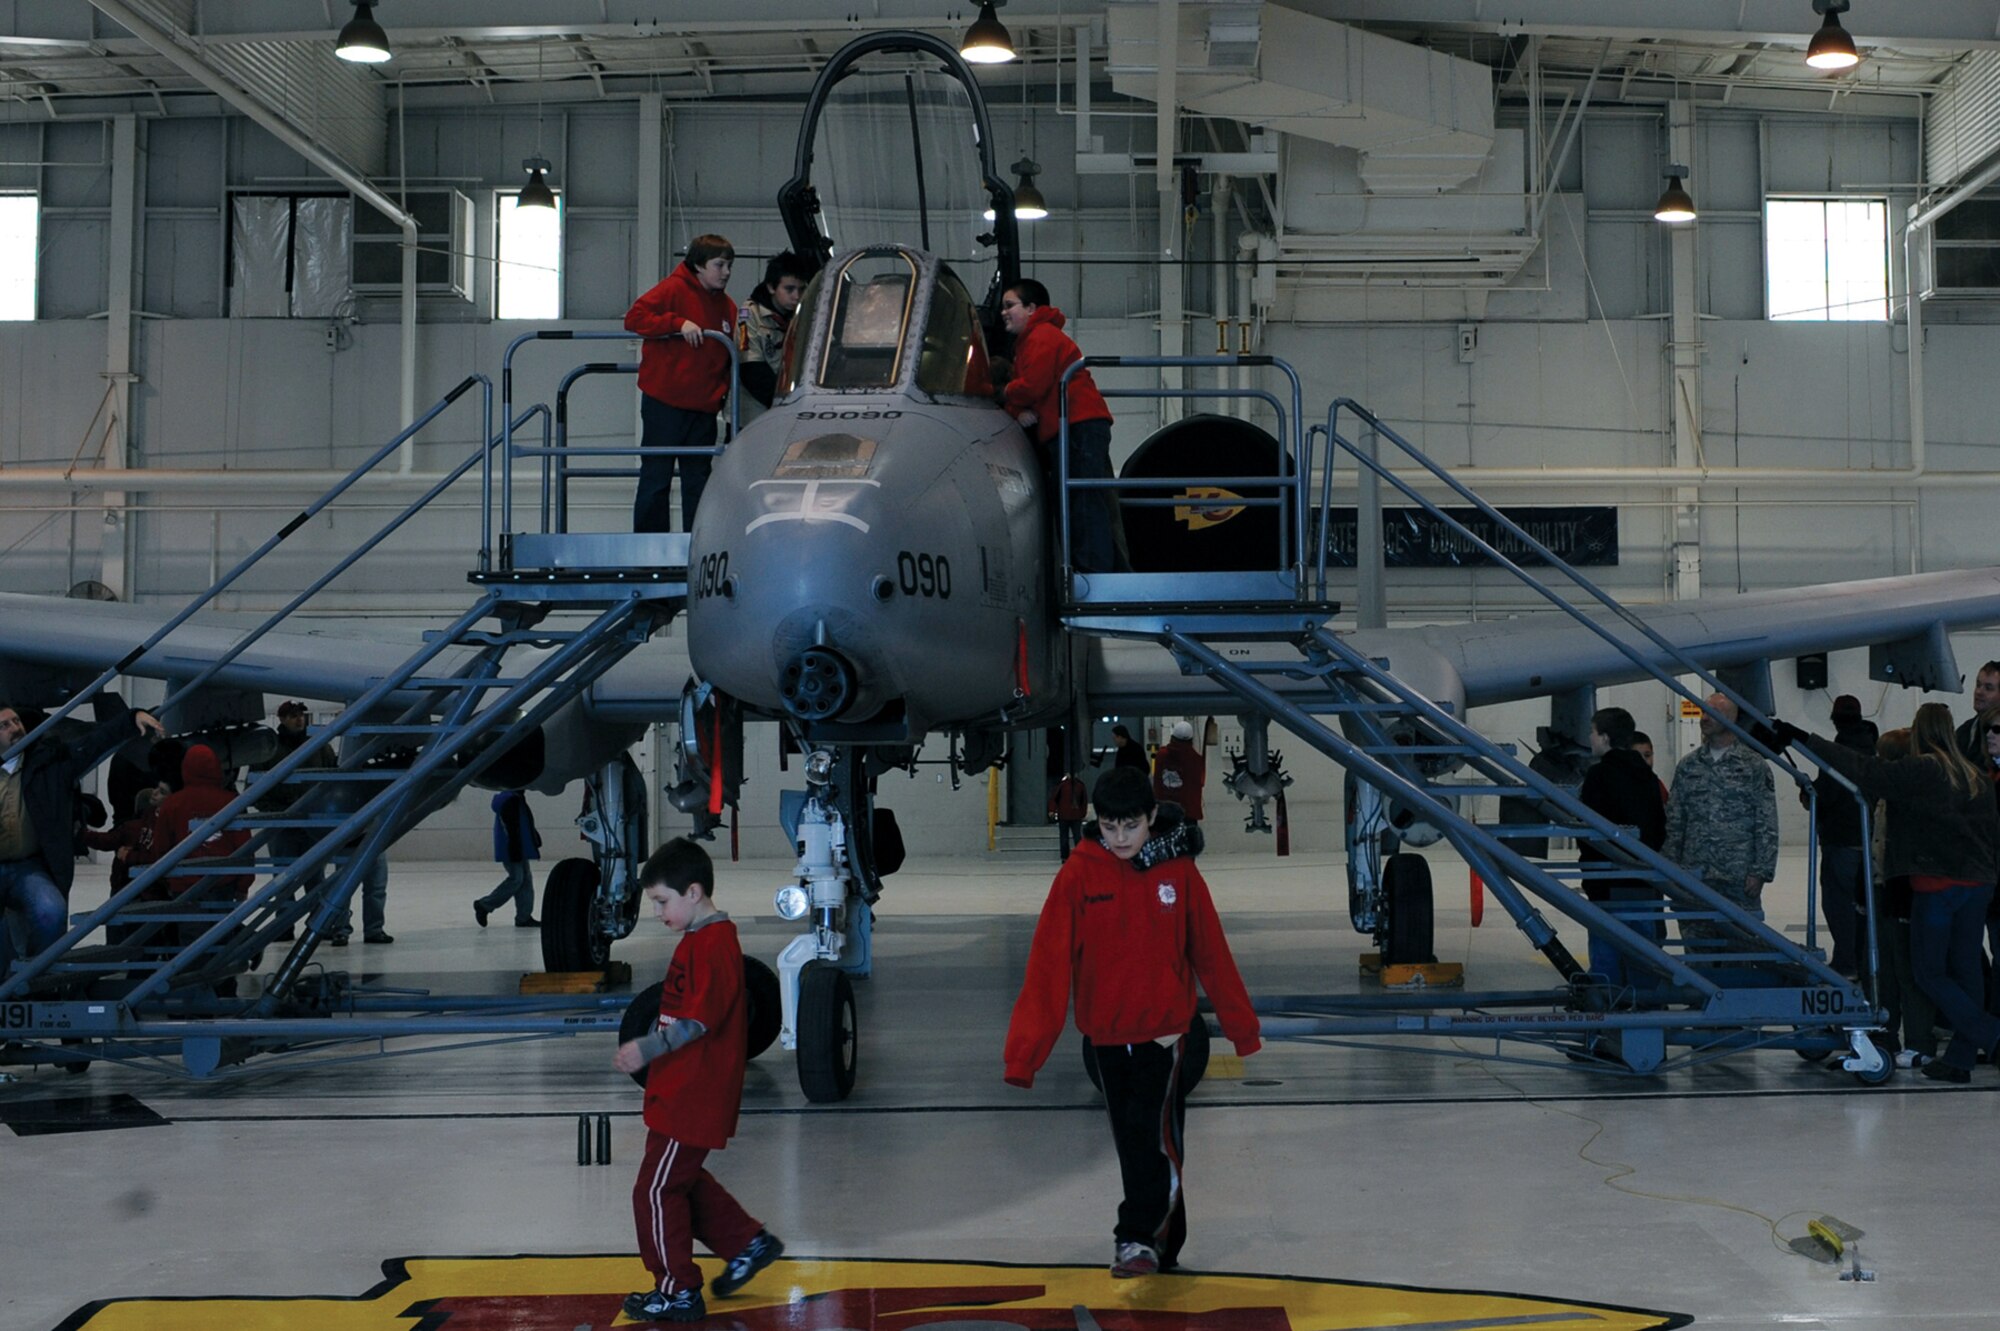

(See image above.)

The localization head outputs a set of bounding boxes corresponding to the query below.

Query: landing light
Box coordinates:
[775,885,812,920]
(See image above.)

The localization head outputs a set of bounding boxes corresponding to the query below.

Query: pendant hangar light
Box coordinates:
[961,2,1017,65]
[1653,167,1697,224]
[1806,0,1861,71]
[334,2,391,64]
[984,157,1049,221]
[518,41,557,210]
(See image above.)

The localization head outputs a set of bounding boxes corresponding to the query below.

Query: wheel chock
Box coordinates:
[520,960,632,994]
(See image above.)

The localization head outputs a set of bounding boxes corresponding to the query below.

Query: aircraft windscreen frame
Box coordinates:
[806,60,989,268]
[821,251,917,389]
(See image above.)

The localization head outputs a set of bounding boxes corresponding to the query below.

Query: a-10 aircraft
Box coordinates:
[8,30,2000,1098]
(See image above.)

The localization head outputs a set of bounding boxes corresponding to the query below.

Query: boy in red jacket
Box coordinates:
[613,838,783,1322]
[999,279,1120,573]
[1004,765,1261,1278]
[625,235,737,534]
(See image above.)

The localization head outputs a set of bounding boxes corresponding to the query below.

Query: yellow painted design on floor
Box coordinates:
[1204,1053,1246,1079]
[63,1254,1686,1330]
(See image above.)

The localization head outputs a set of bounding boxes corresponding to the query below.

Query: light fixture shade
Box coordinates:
[518,157,557,210]
[961,2,1017,64]
[1012,180,1049,220]
[1653,175,1697,223]
[1806,12,1860,70]
[335,2,391,64]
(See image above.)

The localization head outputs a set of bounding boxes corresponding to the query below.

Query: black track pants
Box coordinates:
[1093,1036,1189,1263]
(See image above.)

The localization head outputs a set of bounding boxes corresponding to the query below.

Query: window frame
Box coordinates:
[1763,195,1890,323]
[493,187,565,321]
[0,190,37,321]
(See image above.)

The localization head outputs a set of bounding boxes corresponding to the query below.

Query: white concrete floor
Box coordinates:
[5,846,1995,1330]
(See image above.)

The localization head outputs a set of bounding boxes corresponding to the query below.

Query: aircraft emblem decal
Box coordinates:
[746,478,883,533]
[1173,487,1247,530]
[56,1254,1689,1331]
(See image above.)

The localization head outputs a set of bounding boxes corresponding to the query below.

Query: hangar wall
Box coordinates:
[0,91,1993,863]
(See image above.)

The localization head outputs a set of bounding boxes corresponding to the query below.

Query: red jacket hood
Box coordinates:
[180,744,225,788]
[1024,305,1067,335]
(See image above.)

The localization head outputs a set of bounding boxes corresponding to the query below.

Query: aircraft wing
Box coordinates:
[1087,566,2000,714]
[0,590,484,711]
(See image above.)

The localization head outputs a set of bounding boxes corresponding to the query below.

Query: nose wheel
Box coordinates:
[796,962,858,1102]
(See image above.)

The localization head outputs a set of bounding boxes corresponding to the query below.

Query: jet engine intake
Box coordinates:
[780,646,858,721]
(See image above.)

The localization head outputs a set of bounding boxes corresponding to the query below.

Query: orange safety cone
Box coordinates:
[1469,868,1484,927]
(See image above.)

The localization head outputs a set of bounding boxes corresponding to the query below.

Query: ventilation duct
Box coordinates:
[1105,1,1495,195]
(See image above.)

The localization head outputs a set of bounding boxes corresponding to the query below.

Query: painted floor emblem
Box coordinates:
[59,1255,1688,1330]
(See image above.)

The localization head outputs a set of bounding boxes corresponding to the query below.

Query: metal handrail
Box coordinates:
[1325,397,1876,987]
[500,328,739,545]
[1,375,491,766]
[1057,354,1308,582]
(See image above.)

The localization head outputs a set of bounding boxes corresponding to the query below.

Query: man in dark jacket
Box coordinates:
[0,693,162,975]
[1576,705,1667,987]
[1805,694,1879,977]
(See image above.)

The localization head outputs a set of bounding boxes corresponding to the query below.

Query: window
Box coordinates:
[1766,198,1888,321]
[819,250,916,389]
[0,193,39,320]
[915,261,992,397]
[496,190,562,320]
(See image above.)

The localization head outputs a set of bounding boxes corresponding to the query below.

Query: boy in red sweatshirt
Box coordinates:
[999,278,1120,573]
[1004,765,1261,1278]
[624,235,737,534]
[613,838,783,1322]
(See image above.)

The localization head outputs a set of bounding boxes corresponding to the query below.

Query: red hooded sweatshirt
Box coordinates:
[153,744,252,900]
[1002,306,1111,444]
[625,263,737,412]
[1003,834,1259,1087]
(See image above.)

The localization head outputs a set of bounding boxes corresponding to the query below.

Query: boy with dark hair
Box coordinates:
[626,234,737,533]
[613,837,782,1322]
[1004,764,1261,1278]
[740,251,812,410]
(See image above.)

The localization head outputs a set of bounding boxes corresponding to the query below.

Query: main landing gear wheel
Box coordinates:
[744,956,781,1060]
[1383,852,1436,966]
[1081,1014,1212,1094]
[616,957,785,1086]
[796,962,858,1103]
[541,857,610,973]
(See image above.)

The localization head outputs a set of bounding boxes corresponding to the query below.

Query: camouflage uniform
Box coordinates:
[1662,741,1779,949]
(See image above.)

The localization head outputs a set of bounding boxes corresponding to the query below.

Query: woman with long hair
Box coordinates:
[1800,701,2000,1082]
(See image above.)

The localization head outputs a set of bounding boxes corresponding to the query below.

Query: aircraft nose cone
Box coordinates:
[779,646,857,721]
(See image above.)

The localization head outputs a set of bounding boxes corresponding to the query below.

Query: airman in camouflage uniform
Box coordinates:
[1663,693,1779,951]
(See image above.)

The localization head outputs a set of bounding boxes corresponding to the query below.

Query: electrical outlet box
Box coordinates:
[1456,324,1477,363]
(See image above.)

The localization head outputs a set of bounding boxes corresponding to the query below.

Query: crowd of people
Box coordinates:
[1574,667,2000,1086]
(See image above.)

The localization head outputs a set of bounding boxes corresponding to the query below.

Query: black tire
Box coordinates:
[1383,852,1436,965]
[1081,1013,1211,1094]
[616,956,781,1089]
[541,857,608,973]
[744,956,781,1060]
[618,981,664,1088]
[796,962,858,1103]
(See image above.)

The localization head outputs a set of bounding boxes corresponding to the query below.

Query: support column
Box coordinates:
[1665,100,1704,757]
[1155,0,1183,425]
[100,113,141,602]
[635,94,664,445]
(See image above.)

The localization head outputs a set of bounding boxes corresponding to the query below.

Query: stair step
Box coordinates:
[346,724,442,735]
[236,815,350,828]
[405,676,528,689]
[291,769,400,781]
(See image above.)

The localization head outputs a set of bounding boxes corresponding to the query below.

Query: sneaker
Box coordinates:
[474,902,489,928]
[1111,1241,1160,1279]
[329,934,349,948]
[364,932,394,945]
[623,1287,707,1322]
[1894,1049,1931,1069]
[713,1230,784,1296]
[515,916,540,928]
[1921,1059,1971,1085]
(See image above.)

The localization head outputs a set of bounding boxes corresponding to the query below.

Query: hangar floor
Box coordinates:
[5,846,1994,1330]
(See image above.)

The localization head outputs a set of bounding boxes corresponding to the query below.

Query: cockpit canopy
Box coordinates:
[780,246,993,400]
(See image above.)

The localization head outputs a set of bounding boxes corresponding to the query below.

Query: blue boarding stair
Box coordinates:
[1058,362,1884,1080]
[0,351,699,1077]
